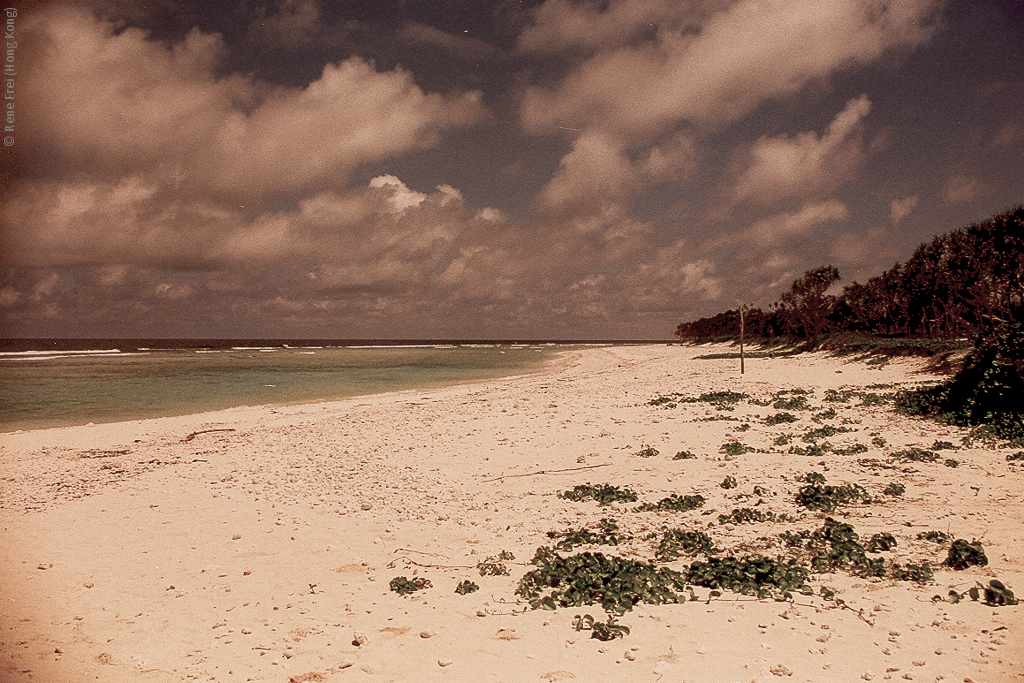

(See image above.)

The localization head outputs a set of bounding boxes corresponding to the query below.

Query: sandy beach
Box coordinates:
[1,344,1021,683]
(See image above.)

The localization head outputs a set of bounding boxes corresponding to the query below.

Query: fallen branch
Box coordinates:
[482,463,611,483]
[183,428,236,442]
[386,556,474,570]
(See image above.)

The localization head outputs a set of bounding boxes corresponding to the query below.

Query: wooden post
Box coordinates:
[739,304,745,375]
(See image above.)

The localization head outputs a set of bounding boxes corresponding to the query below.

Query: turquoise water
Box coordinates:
[0,344,569,432]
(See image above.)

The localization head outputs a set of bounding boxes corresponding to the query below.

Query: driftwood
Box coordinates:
[481,463,610,483]
[182,428,236,442]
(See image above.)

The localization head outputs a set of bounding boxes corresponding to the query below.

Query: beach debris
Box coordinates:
[351,632,368,647]
[182,428,235,442]
[770,663,794,676]
[438,659,453,667]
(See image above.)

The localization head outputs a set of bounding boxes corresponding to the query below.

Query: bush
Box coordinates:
[573,613,630,640]
[390,576,432,595]
[516,549,688,614]
[945,539,988,570]
[673,450,697,460]
[554,519,629,551]
[883,482,906,496]
[717,508,792,525]
[892,447,940,463]
[634,493,705,513]
[721,441,754,455]
[765,412,799,425]
[455,580,479,594]
[866,532,898,552]
[559,483,638,506]
[651,528,715,561]
[795,483,869,512]
[896,315,1024,444]
[685,555,811,600]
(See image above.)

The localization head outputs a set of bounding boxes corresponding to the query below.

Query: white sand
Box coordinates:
[1,344,1021,682]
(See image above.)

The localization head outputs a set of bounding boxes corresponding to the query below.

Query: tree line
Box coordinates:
[675,205,1024,343]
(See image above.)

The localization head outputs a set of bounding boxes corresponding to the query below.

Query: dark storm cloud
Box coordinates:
[1,0,1022,339]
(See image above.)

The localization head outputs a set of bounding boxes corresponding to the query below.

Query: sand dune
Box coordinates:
[1,344,1021,682]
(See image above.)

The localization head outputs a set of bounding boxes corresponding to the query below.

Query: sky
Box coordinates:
[1,0,1022,340]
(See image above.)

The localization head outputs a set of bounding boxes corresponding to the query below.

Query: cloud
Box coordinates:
[518,0,700,55]
[728,95,873,207]
[399,21,498,60]
[521,0,940,139]
[16,5,487,205]
[939,173,995,205]
[536,131,637,217]
[889,195,919,224]
[536,129,699,217]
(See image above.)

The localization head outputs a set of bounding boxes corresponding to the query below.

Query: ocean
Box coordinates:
[0,339,600,433]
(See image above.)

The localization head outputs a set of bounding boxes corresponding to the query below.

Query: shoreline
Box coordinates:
[1,344,1021,682]
[0,344,585,436]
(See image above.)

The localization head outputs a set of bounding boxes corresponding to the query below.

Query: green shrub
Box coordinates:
[883,482,906,496]
[390,576,432,595]
[824,389,856,403]
[516,548,688,614]
[812,408,838,422]
[787,442,833,456]
[889,561,934,583]
[931,440,957,451]
[945,539,988,570]
[635,445,660,458]
[895,316,1024,445]
[774,395,812,411]
[559,483,638,506]
[892,447,940,463]
[717,508,792,525]
[794,483,869,512]
[802,425,852,442]
[477,550,515,576]
[975,580,1018,606]
[721,441,754,456]
[916,530,950,543]
[834,443,869,456]
[685,555,811,600]
[455,580,479,594]
[797,471,827,485]
[860,393,892,407]
[866,532,898,552]
[765,412,799,425]
[673,450,697,460]
[555,519,629,551]
[651,528,715,561]
[720,475,738,489]
[572,613,630,640]
[944,458,960,468]
[634,493,706,513]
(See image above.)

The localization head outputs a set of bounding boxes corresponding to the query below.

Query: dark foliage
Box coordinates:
[944,539,988,570]
[675,206,1024,344]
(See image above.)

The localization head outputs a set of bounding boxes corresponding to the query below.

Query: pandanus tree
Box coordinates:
[778,266,840,341]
